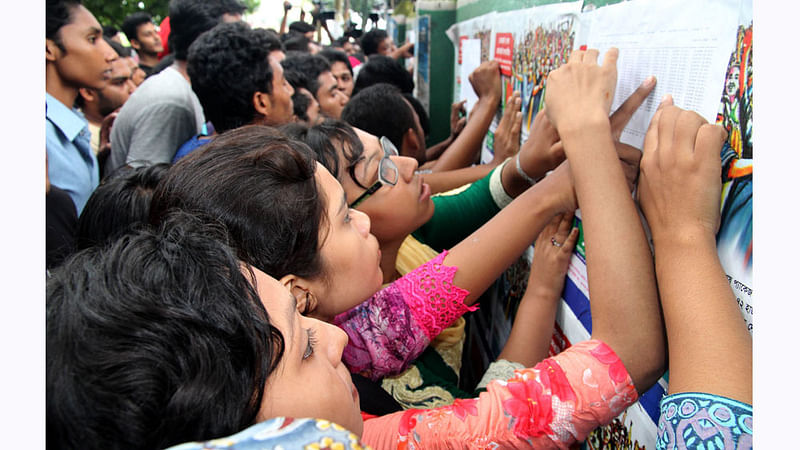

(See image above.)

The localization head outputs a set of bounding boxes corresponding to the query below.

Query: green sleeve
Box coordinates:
[411,167,502,252]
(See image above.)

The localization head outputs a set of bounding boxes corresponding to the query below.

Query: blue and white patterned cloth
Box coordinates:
[656,392,752,449]
[168,417,370,450]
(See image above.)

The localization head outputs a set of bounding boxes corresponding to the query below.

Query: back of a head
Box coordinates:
[282,34,312,53]
[150,125,326,281]
[341,83,412,150]
[360,29,387,56]
[47,211,282,449]
[352,55,413,96]
[281,53,331,96]
[105,37,131,58]
[46,0,82,45]
[288,21,314,35]
[263,28,284,54]
[168,0,226,61]
[208,0,246,17]
[319,48,352,73]
[402,93,430,136]
[75,163,170,250]
[121,11,152,43]
[188,22,274,133]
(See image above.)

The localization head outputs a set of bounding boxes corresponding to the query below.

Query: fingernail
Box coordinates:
[661,94,672,103]
[643,75,656,88]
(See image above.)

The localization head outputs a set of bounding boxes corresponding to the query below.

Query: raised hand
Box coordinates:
[491,91,523,163]
[468,60,502,101]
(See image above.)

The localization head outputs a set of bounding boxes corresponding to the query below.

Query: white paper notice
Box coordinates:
[459,39,481,114]
[585,0,739,148]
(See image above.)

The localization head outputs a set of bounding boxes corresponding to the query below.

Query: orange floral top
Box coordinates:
[361,340,638,449]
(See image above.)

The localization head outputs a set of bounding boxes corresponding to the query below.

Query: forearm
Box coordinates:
[424,135,454,165]
[431,96,499,172]
[443,182,562,306]
[497,285,559,367]
[421,164,494,195]
[562,121,664,393]
[654,233,752,403]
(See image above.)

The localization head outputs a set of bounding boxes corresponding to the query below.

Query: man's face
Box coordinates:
[315,71,348,119]
[377,37,396,56]
[330,61,353,98]
[124,57,146,86]
[133,22,163,55]
[96,58,136,116]
[265,56,295,126]
[47,5,115,91]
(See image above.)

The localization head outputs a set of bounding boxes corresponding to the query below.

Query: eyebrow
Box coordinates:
[337,191,349,216]
[361,150,379,183]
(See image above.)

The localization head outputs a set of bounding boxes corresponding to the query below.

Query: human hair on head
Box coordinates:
[291,89,312,122]
[341,83,412,150]
[319,48,352,74]
[402,93,430,136]
[168,0,225,61]
[46,0,82,50]
[75,163,170,250]
[188,22,275,133]
[281,52,331,96]
[352,55,413,95]
[102,24,118,39]
[105,37,130,57]
[288,21,314,35]
[47,210,284,449]
[283,34,311,53]
[150,125,329,283]
[283,119,367,188]
[262,28,284,54]
[209,0,246,16]
[360,29,387,56]
[121,11,153,42]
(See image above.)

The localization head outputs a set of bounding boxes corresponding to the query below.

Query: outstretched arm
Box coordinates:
[637,102,751,403]
[544,47,665,394]
[497,212,579,367]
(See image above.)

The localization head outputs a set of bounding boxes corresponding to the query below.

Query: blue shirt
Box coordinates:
[46,93,99,214]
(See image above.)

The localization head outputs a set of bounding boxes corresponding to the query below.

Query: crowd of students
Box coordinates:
[45,0,752,448]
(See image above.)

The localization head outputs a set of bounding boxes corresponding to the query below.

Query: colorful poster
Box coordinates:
[414,15,431,114]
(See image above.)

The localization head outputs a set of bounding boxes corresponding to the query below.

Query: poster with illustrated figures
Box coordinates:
[448,0,752,448]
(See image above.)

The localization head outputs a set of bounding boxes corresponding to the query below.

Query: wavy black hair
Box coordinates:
[47,211,284,449]
[121,11,153,43]
[46,0,81,51]
[281,52,332,98]
[341,83,414,151]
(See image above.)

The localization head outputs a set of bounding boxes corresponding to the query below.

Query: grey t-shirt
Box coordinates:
[106,66,204,175]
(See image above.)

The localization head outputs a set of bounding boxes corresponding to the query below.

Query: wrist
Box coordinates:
[558,116,610,145]
[651,226,717,255]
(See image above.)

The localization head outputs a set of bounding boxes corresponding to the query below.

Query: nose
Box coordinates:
[350,208,371,237]
[100,39,116,63]
[322,320,348,366]
[126,79,137,94]
[391,155,418,182]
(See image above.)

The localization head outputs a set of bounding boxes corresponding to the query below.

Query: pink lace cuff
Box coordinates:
[393,250,475,340]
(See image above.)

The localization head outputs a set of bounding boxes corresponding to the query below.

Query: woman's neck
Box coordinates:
[379,238,403,284]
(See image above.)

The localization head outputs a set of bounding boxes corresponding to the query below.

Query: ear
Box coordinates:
[278,273,315,313]
[78,87,96,103]
[252,90,272,120]
[45,39,60,62]
[401,127,421,157]
[130,39,142,51]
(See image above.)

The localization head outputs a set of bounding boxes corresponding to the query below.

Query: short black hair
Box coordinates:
[168,0,225,61]
[47,211,284,448]
[402,93,430,136]
[76,163,170,250]
[288,21,314,34]
[105,37,130,58]
[282,34,311,53]
[352,55,413,95]
[360,28,387,56]
[102,24,118,38]
[121,11,153,43]
[319,48,352,75]
[291,89,313,122]
[210,0,246,16]
[188,22,276,133]
[263,28,284,54]
[341,83,413,150]
[46,0,82,50]
[281,53,331,98]
[150,125,329,283]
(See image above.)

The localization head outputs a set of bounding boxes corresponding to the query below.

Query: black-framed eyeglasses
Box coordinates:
[348,136,399,208]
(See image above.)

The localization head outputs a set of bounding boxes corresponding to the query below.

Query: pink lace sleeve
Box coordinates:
[334,251,473,381]
[393,250,475,340]
[361,340,638,449]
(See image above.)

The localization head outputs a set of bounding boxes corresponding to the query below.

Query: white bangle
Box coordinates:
[515,153,538,185]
